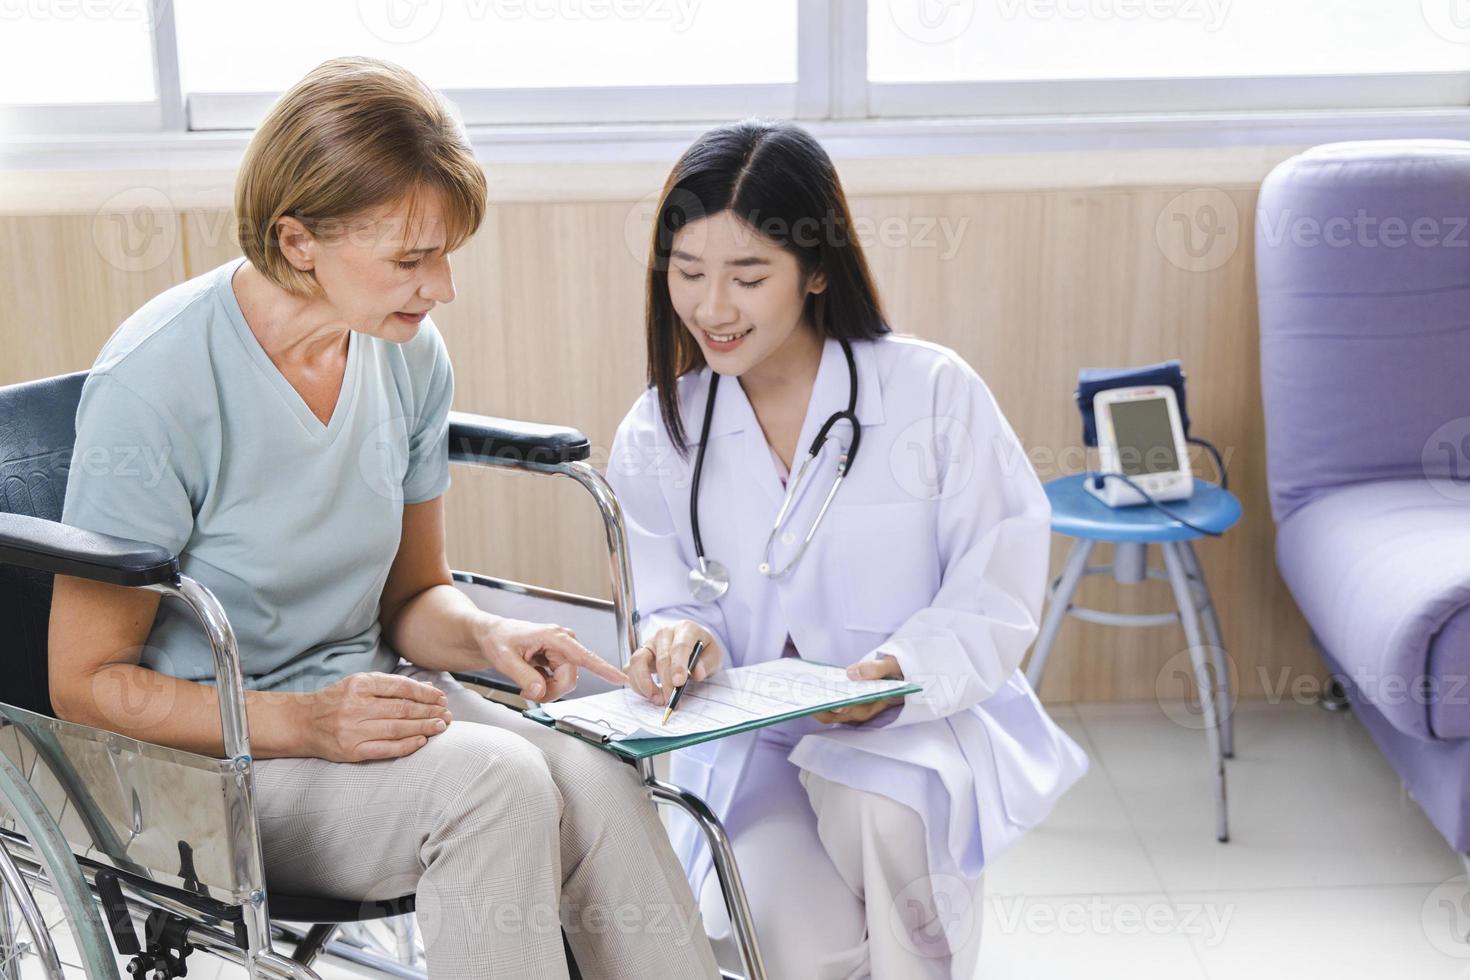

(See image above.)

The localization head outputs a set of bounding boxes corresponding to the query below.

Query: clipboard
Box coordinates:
[524,660,921,762]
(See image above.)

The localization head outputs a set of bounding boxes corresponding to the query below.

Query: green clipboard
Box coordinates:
[524,661,921,762]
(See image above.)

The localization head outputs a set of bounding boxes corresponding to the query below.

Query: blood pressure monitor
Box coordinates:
[1085,384,1193,507]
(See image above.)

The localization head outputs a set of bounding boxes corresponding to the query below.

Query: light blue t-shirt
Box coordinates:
[61,257,453,693]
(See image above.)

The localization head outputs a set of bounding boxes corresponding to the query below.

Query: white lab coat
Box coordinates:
[605,334,1088,946]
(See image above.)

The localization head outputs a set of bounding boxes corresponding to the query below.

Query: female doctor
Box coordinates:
[606,120,1088,979]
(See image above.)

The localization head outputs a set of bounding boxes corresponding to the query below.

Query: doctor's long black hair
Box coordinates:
[643,119,891,458]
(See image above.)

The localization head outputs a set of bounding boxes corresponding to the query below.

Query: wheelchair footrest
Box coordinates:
[124,910,197,979]
[97,872,200,980]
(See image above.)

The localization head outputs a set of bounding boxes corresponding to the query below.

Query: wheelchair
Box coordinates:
[0,371,768,980]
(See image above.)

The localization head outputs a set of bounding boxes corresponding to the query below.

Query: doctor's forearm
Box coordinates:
[382,583,491,673]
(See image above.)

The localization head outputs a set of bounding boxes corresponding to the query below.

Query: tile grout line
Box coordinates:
[1074,702,1218,980]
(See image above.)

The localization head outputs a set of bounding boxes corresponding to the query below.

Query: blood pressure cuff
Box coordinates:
[1075,359,1190,448]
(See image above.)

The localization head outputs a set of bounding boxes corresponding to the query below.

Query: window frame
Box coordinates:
[4,0,1469,148]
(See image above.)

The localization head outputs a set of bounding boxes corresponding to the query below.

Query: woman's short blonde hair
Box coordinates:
[235,57,487,296]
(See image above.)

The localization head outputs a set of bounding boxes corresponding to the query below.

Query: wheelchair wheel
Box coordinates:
[0,836,112,979]
[330,914,426,973]
[0,750,121,980]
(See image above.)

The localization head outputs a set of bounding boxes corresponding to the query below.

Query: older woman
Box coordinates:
[48,57,717,979]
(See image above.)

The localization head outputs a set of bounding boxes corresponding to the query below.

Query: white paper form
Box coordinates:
[540,658,912,740]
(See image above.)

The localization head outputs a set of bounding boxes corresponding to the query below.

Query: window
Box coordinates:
[866,0,1470,115]
[3,0,1468,139]
[0,5,154,102]
[174,0,798,128]
[869,1,1468,82]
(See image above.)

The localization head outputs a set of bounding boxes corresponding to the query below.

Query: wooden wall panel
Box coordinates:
[0,213,186,381]
[1,178,1321,702]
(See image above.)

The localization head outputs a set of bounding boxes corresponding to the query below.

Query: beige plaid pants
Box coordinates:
[251,660,719,980]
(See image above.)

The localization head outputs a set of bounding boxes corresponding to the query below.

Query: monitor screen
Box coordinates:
[1109,398,1179,476]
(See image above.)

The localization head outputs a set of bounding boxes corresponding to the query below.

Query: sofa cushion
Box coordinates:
[1276,478,1470,741]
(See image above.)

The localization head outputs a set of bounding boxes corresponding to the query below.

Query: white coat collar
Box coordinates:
[698,335,886,439]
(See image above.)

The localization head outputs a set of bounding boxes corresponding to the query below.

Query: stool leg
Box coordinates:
[1162,541,1229,843]
[1183,541,1234,758]
[1026,538,1095,691]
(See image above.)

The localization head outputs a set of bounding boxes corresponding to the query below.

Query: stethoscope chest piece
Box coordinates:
[688,556,731,602]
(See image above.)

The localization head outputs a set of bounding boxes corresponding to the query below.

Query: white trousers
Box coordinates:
[698,736,984,980]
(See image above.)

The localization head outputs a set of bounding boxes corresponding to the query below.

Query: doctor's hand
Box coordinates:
[475,615,627,703]
[626,620,724,707]
[814,656,906,727]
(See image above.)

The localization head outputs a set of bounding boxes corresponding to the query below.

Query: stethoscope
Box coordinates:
[687,337,862,602]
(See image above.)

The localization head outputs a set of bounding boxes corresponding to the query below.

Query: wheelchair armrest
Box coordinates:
[449,410,591,466]
[0,512,178,588]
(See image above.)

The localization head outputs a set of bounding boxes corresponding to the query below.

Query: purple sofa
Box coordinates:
[1257,140,1470,859]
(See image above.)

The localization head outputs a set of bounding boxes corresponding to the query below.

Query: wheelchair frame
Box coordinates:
[0,406,767,980]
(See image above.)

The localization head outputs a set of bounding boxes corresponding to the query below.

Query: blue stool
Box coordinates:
[1025,474,1242,842]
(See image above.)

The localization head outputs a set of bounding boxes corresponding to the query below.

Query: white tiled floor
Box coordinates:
[14,698,1470,978]
[976,699,1470,980]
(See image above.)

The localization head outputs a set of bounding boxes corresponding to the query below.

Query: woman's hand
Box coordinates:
[306,672,454,762]
[813,656,906,727]
[626,621,724,706]
[475,615,627,703]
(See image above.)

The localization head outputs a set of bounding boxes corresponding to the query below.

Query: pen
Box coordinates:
[661,639,706,726]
